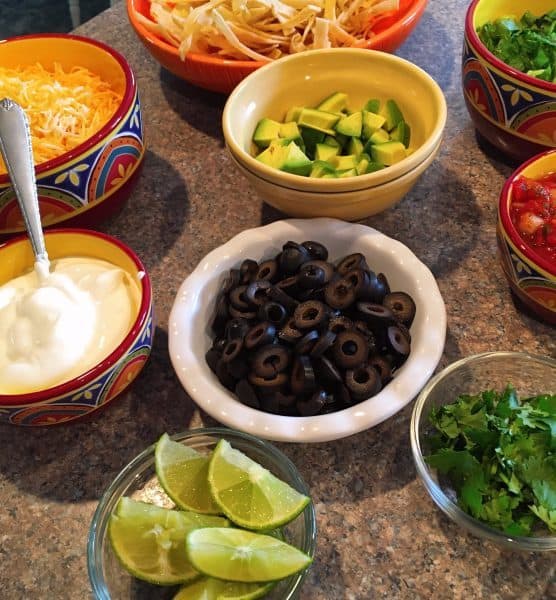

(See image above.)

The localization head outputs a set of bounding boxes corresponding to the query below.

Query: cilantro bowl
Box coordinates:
[410,351,556,552]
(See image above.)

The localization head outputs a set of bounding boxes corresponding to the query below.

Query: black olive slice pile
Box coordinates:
[206,240,417,417]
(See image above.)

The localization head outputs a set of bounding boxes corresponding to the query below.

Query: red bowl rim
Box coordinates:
[465,0,556,94]
[0,33,137,185]
[499,148,556,278]
[127,0,427,67]
[0,228,152,406]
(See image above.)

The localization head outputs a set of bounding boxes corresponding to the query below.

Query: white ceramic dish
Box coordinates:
[169,218,446,443]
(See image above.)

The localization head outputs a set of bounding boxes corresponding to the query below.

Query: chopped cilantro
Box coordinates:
[425,385,556,536]
[477,10,556,83]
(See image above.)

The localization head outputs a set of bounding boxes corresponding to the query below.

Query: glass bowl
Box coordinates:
[410,351,556,552]
[88,427,317,598]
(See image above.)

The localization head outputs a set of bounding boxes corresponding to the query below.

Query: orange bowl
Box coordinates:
[127,0,428,94]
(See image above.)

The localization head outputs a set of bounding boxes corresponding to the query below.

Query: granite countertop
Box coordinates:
[0,1,555,598]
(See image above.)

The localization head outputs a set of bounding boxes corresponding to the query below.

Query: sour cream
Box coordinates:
[0,257,141,395]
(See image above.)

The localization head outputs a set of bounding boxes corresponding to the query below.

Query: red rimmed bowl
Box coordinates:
[0,34,145,240]
[497,149,556,324]
[462,0,556,163]
[0,229,154,426]
[127,0,428,94]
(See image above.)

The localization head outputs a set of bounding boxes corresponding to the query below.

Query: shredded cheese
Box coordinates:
[0,62,123,175]
[136,0,399,61]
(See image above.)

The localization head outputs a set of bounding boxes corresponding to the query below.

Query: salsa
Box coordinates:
[510,172,556,266]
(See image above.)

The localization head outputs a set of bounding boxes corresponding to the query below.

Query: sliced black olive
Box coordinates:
[225,318,251,341]
[251,344,290,378]
[334,383,354,408]
[244,321,276,349]
[297,263,326,290]
[240,259,260,284]
[396,322,412,344]
[383,292,416,327]
[328,315,353,334]
[220,268,241,294]
[259,391,296,415]
[228,305,258,320]
[290,355,316,396]
[337,252,369,275]
[267,285,298,311]
[297,389,327,416]
[313,356,342,385]
[344,268,371,299]
[345,364,382,400]
[332,330,369,369]
[213,337,227,353]
[293,300,328,329]
[221,338,244,363]
[355,301,395,328]
[297,286,326,303]
[227,356,249,379]
[303,260,335,284]
[301,240,329,261]
[324,277,356,310]
[353,321,377,354]
[310,330,336,358]
[377,272,391,295]
[295,330,319,354]
[360,271,389,304]
[248,371,288,390]
[205,347,220,373]
[386,325,411,358]
[256,259,278,282]
[216,359,237,391]
[368,354,393,385]
[235,379,260,409]
[229,285,250,310]
[275,275,301,298]
[211,294,229,335]
[279,244,310,275]
[258,301,288,327]
[245,280,272,306]
[278,318,304,344]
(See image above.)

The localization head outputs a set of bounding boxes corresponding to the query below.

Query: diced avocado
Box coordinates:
[356,157,369,175]
[321,172,338,178]
[255,141,290,169]
[315,143,340,161]
[297,108,340,135]
[368,129,390,145]
[335,111,362,137]
[330,154,358,171]
[335,133,348,150]
[279,121,301,139]
[363,98,380,113]
[338,168,358,178]
[362,111,387,139]
[317,91,348,113]
[323,135,341,149]
[370,141,407,166]
[253,118,281,148]
[381,99,404,132]
[284,106,303,122]
[310,160,337,178]
[366,161,385,173]
[346,137,364,157]
[281,142,312,176]
[390,120,411,147]
[300,126,326,157]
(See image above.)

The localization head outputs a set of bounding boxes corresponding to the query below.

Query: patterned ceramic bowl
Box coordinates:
[497,149,556,324]
[463,0,556,163]
[0,229,153,426]
[0,34,145,240]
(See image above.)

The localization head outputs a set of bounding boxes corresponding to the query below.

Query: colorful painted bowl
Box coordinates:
[127,0,428,94]
[497,149,556,324]
[0,34,145,240]
[222,48,446,220]
[0,229,153,426]
[463,0,556,163]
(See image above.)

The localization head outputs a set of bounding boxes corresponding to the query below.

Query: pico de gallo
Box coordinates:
[510,172,556,267]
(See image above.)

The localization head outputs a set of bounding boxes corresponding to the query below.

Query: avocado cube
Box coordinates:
[323,135,341,149]
[315,143,340,162]
[255,141,290,168]
[330,154,358,171]
[370,141,407,166]
[321,173,338,178]
[390,120,411,147]
[356,157,369,175]
[317,91,348,113]
[281,141,312,176]
[253,117,281,148]
[310,160,337,178]
[363,98,381,113]
[362,111,387,139]
[338,168,358,178]
[366,161,385,173]
[284,106,303,122]
[368,128,390,145]
[346,137,364,158]
[297,108,340,135]
[300,126,326,158]
[335,111,362,137]
[381,99,404,132]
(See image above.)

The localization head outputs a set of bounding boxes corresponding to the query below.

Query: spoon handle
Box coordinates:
[0,98,48,263]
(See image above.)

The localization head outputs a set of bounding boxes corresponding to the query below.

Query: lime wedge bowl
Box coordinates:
[88,428,316,599]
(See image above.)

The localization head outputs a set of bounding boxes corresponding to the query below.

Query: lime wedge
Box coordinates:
[173,576,274,600]
[108,497,228,585]
[186,527,312,582]
[155,433,221,514]
[207,439,310,530]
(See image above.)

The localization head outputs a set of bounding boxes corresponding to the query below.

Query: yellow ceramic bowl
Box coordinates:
[0,34,145,239]
[0,229,154,426]
[463,0,556,163]
[222,48,446,219]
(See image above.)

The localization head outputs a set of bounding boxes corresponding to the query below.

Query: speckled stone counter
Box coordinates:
[0,1,555,598]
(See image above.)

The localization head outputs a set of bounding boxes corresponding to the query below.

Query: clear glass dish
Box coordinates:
[88,427,317,598]
[410,351,556,552]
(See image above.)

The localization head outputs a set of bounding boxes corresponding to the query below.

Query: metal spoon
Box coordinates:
[0,98,50,279]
